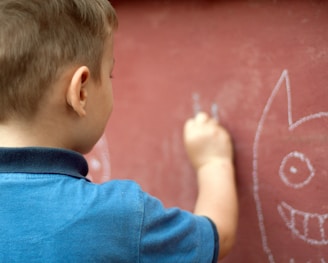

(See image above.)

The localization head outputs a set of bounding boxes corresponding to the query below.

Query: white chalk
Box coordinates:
[211,102,219,121]
[192,92,201,116]
[192,92,219,121]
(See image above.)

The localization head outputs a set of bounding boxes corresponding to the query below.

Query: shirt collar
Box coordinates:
[0,147,89,181]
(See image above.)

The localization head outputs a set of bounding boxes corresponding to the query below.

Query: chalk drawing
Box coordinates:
[85,135,111,183]
[279,151,315,189]
[253,69,328,262]
[278,201,328,246]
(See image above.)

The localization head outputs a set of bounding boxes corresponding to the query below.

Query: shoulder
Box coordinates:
[92,179,145,211]
[98,179,143,195]
[80,180,146,241]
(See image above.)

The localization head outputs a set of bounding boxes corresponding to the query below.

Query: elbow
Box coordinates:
[218,228,237,260]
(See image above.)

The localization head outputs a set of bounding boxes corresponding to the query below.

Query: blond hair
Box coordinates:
[0,0,118,121]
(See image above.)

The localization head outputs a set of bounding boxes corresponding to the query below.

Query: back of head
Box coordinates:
[0,0,118,121]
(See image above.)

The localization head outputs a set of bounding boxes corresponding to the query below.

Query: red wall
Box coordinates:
[85,1,328,262]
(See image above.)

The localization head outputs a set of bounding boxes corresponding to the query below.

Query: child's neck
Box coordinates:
[0,118,68,149]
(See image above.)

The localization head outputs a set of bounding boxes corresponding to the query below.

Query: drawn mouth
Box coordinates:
[277,202,328,245]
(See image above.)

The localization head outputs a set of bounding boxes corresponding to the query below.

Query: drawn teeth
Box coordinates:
[277,202,328,245]
[324,217,328,242]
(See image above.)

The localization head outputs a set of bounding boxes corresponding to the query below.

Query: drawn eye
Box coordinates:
[279,151,315,189]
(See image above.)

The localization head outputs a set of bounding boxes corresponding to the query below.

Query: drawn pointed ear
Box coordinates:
[260,69,293,130]
[281,70,293,128]
[66,66,90,117]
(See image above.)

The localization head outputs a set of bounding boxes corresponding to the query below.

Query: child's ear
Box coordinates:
[66,66,90,117]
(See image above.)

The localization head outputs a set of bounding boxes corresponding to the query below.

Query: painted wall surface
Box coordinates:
[85,1,328,262]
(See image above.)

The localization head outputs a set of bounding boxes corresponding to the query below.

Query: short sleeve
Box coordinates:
[205,217,219,262]
[139,191,219,263]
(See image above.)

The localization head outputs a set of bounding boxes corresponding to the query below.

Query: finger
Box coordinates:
[195,112,209,123]
[208,117,219,126]
[184,118,194,130]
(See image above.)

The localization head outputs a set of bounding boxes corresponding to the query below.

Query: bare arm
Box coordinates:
[184,112,238,259]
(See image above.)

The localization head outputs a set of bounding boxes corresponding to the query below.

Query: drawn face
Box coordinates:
[253,70,328,263]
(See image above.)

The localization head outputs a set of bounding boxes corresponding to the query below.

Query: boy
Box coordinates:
[0,0,238,262]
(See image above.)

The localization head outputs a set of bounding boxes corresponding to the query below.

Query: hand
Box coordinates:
[183,112,233,170]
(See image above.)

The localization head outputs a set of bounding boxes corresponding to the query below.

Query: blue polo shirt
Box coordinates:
[0,147,218,262]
